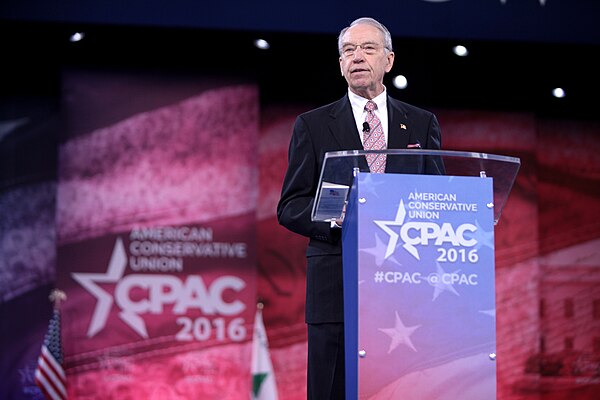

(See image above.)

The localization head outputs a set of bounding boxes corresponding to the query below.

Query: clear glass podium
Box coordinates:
[312,149,520,225]
[313,149,520,399]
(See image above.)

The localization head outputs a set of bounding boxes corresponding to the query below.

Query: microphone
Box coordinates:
[362,122,370,133]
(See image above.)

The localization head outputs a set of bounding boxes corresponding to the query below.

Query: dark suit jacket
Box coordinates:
[277,94,442,323]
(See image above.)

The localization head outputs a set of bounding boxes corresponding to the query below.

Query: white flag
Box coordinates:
[251,305,278,400]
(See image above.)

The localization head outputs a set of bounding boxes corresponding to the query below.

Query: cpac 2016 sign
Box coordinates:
[71,225,254,342]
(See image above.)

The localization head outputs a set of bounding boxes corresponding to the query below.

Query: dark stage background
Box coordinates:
[1,1,600,399]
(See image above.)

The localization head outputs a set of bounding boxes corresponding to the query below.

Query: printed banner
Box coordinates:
[58,219,256,398]
[353,173,496,399]
[54,71,260,399]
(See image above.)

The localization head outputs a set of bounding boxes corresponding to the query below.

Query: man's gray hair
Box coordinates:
[337,17,394,55]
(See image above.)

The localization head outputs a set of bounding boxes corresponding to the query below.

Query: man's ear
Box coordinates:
[385,52,395,73]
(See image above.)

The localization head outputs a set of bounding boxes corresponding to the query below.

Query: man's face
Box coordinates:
[339,24,395,99]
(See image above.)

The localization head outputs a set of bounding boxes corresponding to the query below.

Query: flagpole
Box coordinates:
[35,288,68,400]
[251,301,279,400]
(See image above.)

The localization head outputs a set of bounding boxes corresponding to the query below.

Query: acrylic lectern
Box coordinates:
[312,149,520,400]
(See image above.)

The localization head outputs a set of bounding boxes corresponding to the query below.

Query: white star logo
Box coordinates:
[379,311,421,353]
[71,237,128,337]
[374,199,420,260]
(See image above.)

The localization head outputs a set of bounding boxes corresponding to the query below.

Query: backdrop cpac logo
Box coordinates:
[374,200,477,260]
[71,238,246,339]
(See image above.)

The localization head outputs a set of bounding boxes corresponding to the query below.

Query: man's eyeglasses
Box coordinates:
[341,43,387,57]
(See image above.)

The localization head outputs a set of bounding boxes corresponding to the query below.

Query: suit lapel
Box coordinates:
[386,96,411,173]
[387,96,410,150]
[327,95,369,172]
[329,96,364,151]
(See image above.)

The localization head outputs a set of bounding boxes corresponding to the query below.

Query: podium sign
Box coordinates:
[343,172,497,399]
[313,149,520,399]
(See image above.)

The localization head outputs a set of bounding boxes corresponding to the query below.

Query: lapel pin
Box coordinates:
[400,124,407,130]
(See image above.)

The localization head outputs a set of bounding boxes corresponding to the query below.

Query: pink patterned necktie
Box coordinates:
[363,100,387,173]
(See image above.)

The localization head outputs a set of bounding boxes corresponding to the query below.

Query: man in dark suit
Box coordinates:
[277,17,442,399]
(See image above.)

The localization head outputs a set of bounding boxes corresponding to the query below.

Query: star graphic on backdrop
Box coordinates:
[470,220,494,251]
[0,117,29,142]
[428,262,460,301]
[358,173,387,198]
[71,237,146,337]
[479,309,496,318]
[361,234,402,267]
[379,311,421,353]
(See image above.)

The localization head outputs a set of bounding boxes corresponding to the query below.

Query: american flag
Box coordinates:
[35,308,67,400]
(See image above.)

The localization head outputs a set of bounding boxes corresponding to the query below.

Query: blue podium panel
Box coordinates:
[343,172,496,400]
